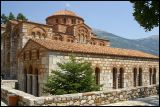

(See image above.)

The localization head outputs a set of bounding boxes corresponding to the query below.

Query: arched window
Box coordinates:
[37,32,41,38]
[113,67,117,89]
[95,67,100,85]
[149,68,152,85]
[153,68,156,84]
[56,19,58,23]
[24,68,27,92]
[119,67,124,88]
[138,68,142,86]
[133,68,137,87]
[63,18,66,24]
[71,19,76,24]
[42,33,45,39]
[31,32,35,38]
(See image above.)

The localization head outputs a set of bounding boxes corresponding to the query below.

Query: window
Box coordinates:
[63,18,66,24]
[56,19,58,23]
[138,68,142,86]
[37,32,41,36]
[153,68,156,84]
[42,33,45,39]
[133,68,137,87]
[31,32,35,38]
[113,67,117,89]
[149,68,152,85]
[71,19,76,24]
[95,67,100,85]
[118,68,124,88]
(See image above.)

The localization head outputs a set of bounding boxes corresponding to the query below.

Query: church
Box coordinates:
[1,10,159,96]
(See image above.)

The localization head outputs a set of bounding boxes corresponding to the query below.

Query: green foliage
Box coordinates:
[1,14,8,24]
[130,1,159,31]
[1,12,28,24]
[17,13,28,21]
[8,12,15,20]
[43,55,102,95]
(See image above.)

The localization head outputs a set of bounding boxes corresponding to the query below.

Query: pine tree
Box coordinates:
[44,55,102,95]
[17,13,28,21]
[1,14,8,24]
[8,12,15,20]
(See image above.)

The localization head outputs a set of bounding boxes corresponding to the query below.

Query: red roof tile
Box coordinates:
[27,39,159,59]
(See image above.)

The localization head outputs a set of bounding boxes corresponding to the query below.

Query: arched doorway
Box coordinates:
[119,67,124,88]
[133,68,137,87]
[95,67,100,85]
[112,67,117,89]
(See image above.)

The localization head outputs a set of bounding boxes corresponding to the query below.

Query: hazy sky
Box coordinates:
[1,1,159,39]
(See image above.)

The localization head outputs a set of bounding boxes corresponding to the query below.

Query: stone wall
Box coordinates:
[1,80,18,89]
[1,85,159,106]
[48,52,159,91]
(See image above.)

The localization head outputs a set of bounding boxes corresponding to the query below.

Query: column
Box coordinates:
[27,74,32,94]
[32,75,38,96]
[117,71,120,89]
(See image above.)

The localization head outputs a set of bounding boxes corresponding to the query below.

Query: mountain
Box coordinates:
[93,29,159,56]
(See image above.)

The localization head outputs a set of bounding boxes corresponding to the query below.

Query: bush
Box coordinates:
[43,55,102,95]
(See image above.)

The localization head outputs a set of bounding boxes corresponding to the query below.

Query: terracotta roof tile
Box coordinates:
[29,39,159,59]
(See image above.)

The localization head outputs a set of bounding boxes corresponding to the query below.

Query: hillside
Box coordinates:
[93,29,159,56]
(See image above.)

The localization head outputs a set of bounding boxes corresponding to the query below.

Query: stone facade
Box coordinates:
[18,41,159,96]
[1,85,159,106]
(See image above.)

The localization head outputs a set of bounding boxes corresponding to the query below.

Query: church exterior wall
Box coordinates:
[44,52,159,95]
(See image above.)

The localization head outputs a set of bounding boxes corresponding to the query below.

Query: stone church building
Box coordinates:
[1,10,159,96]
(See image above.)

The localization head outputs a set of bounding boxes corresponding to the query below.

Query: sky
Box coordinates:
[1,1,159,39]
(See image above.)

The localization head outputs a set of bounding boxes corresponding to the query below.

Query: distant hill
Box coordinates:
[93,29,159,56]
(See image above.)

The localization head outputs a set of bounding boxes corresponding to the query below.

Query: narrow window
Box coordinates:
[119,67,124,88]
[113,67,117,89]
[37,50,39,59]
[138,68,142,86]
[133,68,137,87]
[95,67,100,85]
[153,68,156,84]
[149,68,152,85]
[29,51,32,60]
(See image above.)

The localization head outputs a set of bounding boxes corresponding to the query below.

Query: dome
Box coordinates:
[46,10,83,20]
[54,10,78,17]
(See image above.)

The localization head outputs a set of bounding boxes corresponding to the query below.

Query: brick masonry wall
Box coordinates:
[48,52,159,91]
[1,85,159,106]
[1,80,18,89]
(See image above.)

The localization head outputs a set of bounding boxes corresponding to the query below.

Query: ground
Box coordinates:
[102,95,159,106]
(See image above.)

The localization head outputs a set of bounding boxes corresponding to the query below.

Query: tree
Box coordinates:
[43,55,102,95]
[130,1,159,31]
[1,14,8,24]
[17,13,28,21]
[8,12,15,20]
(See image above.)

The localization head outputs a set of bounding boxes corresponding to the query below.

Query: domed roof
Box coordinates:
[54,10,78,17]
[46,10,83,20]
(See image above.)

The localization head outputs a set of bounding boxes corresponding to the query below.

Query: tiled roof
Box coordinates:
[28,39,159,59]
[46,10,83,20]
[54,10,78,17]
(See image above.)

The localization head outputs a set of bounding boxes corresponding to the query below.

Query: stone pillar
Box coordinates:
[27,74,32,94]
[117,70,120,89]
[24,74,27,92]
[32,75,38,96]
